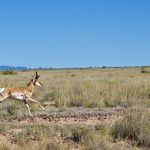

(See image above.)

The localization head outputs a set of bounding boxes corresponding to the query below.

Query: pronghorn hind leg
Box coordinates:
[29,98,45,110]
[0,95,9,103]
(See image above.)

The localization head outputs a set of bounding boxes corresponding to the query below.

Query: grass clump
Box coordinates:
[0,123,10,135]
[43,92,56,102]
[140,66,150,73]
[81,132,112,150]
[37,143,63,150]
[65,125,113,150]
[14,124,53,146]
[7,102,20,116]
[0,144,10,150]
[69,83,85,107]
[111,109,150,147]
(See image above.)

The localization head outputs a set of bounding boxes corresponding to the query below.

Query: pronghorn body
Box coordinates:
[0,85,33,101]
[0,72,44,116]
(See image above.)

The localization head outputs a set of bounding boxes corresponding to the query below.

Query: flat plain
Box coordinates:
[0,67,150,150]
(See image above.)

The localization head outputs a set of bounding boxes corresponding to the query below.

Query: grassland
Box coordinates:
[0,67,150,149]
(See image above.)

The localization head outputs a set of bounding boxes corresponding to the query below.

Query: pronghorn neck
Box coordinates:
[27,80,35,93]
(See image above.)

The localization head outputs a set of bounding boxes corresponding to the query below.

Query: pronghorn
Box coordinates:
[0,71,45,116]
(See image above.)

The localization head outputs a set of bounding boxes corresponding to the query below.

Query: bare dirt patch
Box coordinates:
[15,106,125,127]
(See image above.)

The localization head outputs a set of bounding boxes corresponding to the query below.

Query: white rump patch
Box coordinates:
[0,88,5,94]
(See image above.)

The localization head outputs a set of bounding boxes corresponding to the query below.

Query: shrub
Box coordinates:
[140,66,149,73]
[102,66,107,69]
[1,70,17,75]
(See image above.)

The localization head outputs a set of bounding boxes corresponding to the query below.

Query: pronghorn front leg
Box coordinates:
[29,98,45,110]
[25,103,32,116]
[23,99,33,116]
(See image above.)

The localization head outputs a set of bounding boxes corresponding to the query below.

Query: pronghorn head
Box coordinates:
[28,71,43,87]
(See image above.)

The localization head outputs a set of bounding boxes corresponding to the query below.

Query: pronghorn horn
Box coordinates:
[35,71,40,79]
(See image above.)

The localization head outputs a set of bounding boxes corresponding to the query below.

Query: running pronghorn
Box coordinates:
[0,71,45,116]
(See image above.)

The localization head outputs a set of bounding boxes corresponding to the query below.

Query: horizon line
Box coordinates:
[0,65,149,70]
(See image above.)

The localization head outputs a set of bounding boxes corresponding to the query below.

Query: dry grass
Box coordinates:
[0,67,149,149]
[0,67,150,109]
[112,108,150,147]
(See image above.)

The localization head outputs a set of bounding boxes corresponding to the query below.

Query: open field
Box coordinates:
[0,67,150,149]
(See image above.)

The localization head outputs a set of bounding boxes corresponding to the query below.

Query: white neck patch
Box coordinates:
[35,81,43,86]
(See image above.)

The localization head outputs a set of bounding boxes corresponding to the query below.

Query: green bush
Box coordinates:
[141,66,145,73]
[1,70,17,75]
[140,66,149,73]
[102,66,107,69]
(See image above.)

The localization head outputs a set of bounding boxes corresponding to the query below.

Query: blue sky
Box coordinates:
[0,0,150,68]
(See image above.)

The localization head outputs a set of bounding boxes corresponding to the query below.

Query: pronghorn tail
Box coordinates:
[0,88,5,95]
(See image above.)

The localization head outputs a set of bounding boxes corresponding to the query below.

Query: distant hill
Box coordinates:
[0,65,27,70]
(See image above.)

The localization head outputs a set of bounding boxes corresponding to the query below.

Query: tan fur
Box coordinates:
[0,72,44,116]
